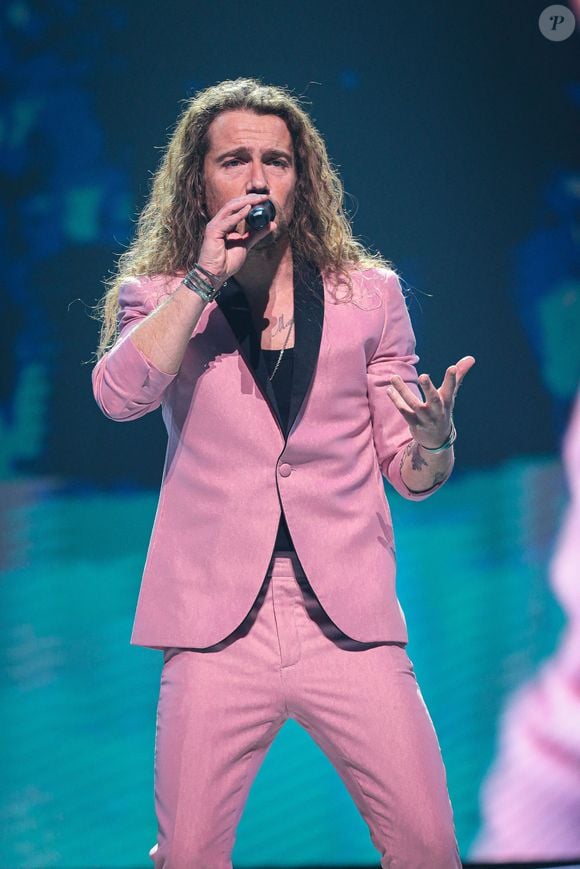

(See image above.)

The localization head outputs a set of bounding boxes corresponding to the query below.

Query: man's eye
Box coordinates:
[270,159,288,167]
[223,159,242,168]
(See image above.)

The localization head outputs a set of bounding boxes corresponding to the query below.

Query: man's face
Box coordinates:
[203,109,297,245]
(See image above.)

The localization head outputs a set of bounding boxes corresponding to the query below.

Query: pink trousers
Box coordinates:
[149,551,461,868]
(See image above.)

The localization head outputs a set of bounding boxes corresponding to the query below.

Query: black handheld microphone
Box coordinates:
[246,199,276,231]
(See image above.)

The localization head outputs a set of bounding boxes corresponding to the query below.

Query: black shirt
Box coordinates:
[261,346,296,552]
[221,263,324,558]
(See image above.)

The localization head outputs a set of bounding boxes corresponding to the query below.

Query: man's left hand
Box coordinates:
[386,355,476,449]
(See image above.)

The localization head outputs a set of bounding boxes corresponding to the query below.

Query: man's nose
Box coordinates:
[246,160,269,194]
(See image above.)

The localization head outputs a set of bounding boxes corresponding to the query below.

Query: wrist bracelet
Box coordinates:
[417,418,457,453]
[182,264,223,303]
[193,262,222,289]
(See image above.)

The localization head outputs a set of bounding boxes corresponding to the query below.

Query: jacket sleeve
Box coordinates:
[366,269,453,500]
[91,276,178,422]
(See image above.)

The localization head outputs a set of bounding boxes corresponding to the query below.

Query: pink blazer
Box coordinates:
[92,265,452,650]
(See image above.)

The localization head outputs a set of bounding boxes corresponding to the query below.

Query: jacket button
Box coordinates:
[278,463,292,477]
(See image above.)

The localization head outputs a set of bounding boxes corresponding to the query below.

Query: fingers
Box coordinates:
[215,194,272,229]
[386,383,417,426]
[246,221,278,250]
[419,373,443,413]
[439,356,476,404]
[439,366,457,406]
[455,355,476,388]
[219,198,277,243]
[388,357,476,439]
[216,202,260,239]
[219,193,272,218]
[389,376,423,412]
[227,215,277,245]
[390,374,444,424]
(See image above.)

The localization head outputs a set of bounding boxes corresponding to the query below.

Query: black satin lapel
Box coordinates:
[216,280,284,430]
[287,262,324,435]
[215,262,324,439]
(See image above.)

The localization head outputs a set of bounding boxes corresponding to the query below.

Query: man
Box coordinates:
[92,78,474,868]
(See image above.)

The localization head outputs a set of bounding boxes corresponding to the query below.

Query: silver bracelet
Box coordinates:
[417,418,457,453]
[182,264,223,303]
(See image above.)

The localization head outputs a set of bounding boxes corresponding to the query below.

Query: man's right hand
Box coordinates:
[196,194,277,285]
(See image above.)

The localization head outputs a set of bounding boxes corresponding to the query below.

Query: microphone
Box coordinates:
[246,199,276,231]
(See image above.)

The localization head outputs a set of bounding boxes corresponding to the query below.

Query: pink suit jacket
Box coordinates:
[92,264,452,650]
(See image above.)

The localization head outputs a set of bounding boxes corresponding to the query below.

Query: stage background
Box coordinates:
[1,1,579,866]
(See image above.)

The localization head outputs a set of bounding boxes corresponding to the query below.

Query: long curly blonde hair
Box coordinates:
[94,77,394,359]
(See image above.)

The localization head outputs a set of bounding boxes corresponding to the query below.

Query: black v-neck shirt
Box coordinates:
[261,346,295,552]
[261,346,294,433]
[220,261,325,558]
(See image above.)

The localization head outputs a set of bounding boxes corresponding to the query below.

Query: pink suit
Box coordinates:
[92,265,461,868]
[92,266,452,649]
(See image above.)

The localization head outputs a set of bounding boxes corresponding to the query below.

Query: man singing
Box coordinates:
[92,77,474,868]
